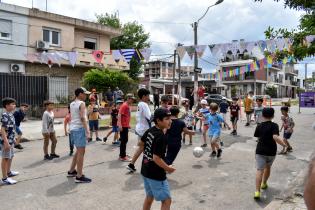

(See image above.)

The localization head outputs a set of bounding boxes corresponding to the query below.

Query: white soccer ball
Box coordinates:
[193,147,204,158]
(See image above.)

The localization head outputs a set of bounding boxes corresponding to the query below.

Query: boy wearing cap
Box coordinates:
[13,103,29,150]
[118,94,135,161]
[87,99,101,142]
[197,99,210,147]
[42,101,59,160]
[67,87,92,183]
[141,108,175,210]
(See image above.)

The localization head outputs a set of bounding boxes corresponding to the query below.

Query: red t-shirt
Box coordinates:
[197,87,205,98]
[119,102,130,128]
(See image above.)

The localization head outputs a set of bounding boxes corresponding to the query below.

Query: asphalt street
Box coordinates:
[0,106,314,210]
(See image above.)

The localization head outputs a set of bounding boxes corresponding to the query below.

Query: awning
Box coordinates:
[150,83,164,89]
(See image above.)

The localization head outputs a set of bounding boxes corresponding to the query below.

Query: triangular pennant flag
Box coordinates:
[92,50,104,63]
[184,46,195,60]
[24,54,38,63]
[176,46,186,60]
[139,48,152,61]
[46,53,61,67]
[259,59,264,70]
[120,49,136,63]
[111,50,123,62]
[68,52,78,67]
[133,49,144,63]
[55,51,69,61]
[283,57,288,65]
[245,42,256,54]
[275,38,285,51]
[195,45,206,58]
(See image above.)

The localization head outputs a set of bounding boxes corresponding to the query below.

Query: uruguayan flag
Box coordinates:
[120,49,136,63]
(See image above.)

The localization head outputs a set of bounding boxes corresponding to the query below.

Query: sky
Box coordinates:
[2,0,315,77]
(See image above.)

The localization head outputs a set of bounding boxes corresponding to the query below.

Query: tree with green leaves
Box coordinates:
[254,0,315,60]
[96,13,150,79]
[83,68,136,95]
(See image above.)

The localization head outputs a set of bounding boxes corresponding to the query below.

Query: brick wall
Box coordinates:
[25,63,89,97]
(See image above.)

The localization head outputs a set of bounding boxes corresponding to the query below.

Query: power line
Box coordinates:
[139,21,190,25]
[199,57,218,66]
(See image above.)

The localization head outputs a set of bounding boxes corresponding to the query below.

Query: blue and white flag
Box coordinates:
[120,49,136,63]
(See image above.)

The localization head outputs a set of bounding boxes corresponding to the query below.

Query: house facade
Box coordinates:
[0,2,126,108]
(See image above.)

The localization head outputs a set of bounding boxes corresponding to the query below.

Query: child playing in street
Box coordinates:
[165,106,195,165]
[254,98,264,125]
[279,106,295,154]
[197,99,210,147]
[13,103,29,150]
[42,101,59,160]
[244,91,254,126]
[141,108,175,210]
[103,101,123,145]
[219,97,229,128]
[64,105,74,156]
[87,99,101,142]
[207,103,230,158]
[253,107,287,199]
[230,97,240,136]
[1,98,19,184]
[183,101,195,145]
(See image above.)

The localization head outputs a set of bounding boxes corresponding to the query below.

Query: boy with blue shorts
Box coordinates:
[141,108,175,210]
[207,103,230,158]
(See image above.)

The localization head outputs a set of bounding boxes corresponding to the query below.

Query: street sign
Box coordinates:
[194,67,202,73]
[300,92,315,108]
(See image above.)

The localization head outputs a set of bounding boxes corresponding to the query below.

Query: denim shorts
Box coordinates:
[283,132,292,140]
[70,127,87,148]
[89,120,99,131]
[256,154,275,170]
[15,126,22,135]
[112,126,119,133]
[142,176,171,201]
[0,144,14,159]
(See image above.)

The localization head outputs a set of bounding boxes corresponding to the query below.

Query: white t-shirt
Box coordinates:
[135,101,151,137]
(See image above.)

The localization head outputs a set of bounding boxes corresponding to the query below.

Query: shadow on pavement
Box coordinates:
[53,155,72,163]
[206,158,231,169]
[24,160,47,169]
[254,187,282,208]
[46,178,78,197]
[122,173,142,191]
[107,159,125,169]
[168,178,193,190]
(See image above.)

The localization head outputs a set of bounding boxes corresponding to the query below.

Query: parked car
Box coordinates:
[149,94,188,105]
[205,94,232,105]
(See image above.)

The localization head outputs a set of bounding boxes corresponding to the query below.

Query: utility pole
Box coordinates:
[193,22,198,106]
[178,48,182,103]
[172,49,177,105]
[305,63,307,90]
[46,0,47,11]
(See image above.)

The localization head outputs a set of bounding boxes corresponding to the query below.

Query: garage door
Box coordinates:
[49,76,68,103]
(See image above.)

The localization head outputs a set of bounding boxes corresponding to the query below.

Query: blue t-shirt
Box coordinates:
[14,109,26,127]
[0,112,16,145]
[207,113,224,136]
[219,102,229,114]
[199,108,210,125]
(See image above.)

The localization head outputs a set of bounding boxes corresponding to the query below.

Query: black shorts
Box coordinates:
[231,116,238,123]
[89,120,99,131]
[246,110,254,115]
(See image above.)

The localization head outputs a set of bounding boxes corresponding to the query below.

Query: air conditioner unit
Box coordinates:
[10,64,25,73]
[36,40,49,51]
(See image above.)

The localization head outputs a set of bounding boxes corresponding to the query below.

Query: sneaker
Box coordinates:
[67,170,77,177]
[14,144,23,150]
[287,146,293,152]
[201,144,207,147]
[7,171,19,177]
[278,149,287,155]
[88,138,92,142]
[189,142,193,146]
[69,151,74,156]
[254,191,261,200]
[210,151,217,157]
[119,156,131,162]
[2,177,17,185]
[50,153,60,158]
[234,131,237,136]
[217,149,222,158]
[182,139,186,144]
[96,137,102,141]
[220,141,224,147]
[126,163,136,172]
[245,123,250,126]
[261,183,268,190]
[44,154,53,160]
[75,175,92,183]
[103,137,108,142]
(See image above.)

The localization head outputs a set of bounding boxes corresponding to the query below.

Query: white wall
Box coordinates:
[0,4,29,62]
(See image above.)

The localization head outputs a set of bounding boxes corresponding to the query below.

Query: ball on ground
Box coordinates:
[193,147,204,158]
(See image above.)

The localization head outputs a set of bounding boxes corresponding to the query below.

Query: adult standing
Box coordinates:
[197,85,206,100]
[105,88,114,107]
[153,89,160,110]
[244,91,254,126]
[118,93,135,161]
[114,87,124,101]
[188,88,194,110]
[89,88,99,105]
[67,87,92,183]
